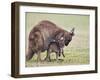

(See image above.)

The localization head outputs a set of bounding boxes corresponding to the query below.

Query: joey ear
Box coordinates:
[60,36,64,40]
[70,28,75,36]
[55,32,64,40]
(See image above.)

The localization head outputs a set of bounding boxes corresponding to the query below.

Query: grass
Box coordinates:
[26,48,89,67]
[25,13,90,67]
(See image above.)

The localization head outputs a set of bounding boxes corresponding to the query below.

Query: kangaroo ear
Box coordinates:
[70,28,75,36]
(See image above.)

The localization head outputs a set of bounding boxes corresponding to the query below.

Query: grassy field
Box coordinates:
[25,12,90,67]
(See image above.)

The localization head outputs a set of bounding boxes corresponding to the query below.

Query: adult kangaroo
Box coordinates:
[26,20,75,62]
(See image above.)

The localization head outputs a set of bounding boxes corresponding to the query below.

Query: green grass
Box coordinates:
[25,13,90,67]
[26,48,89,67]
